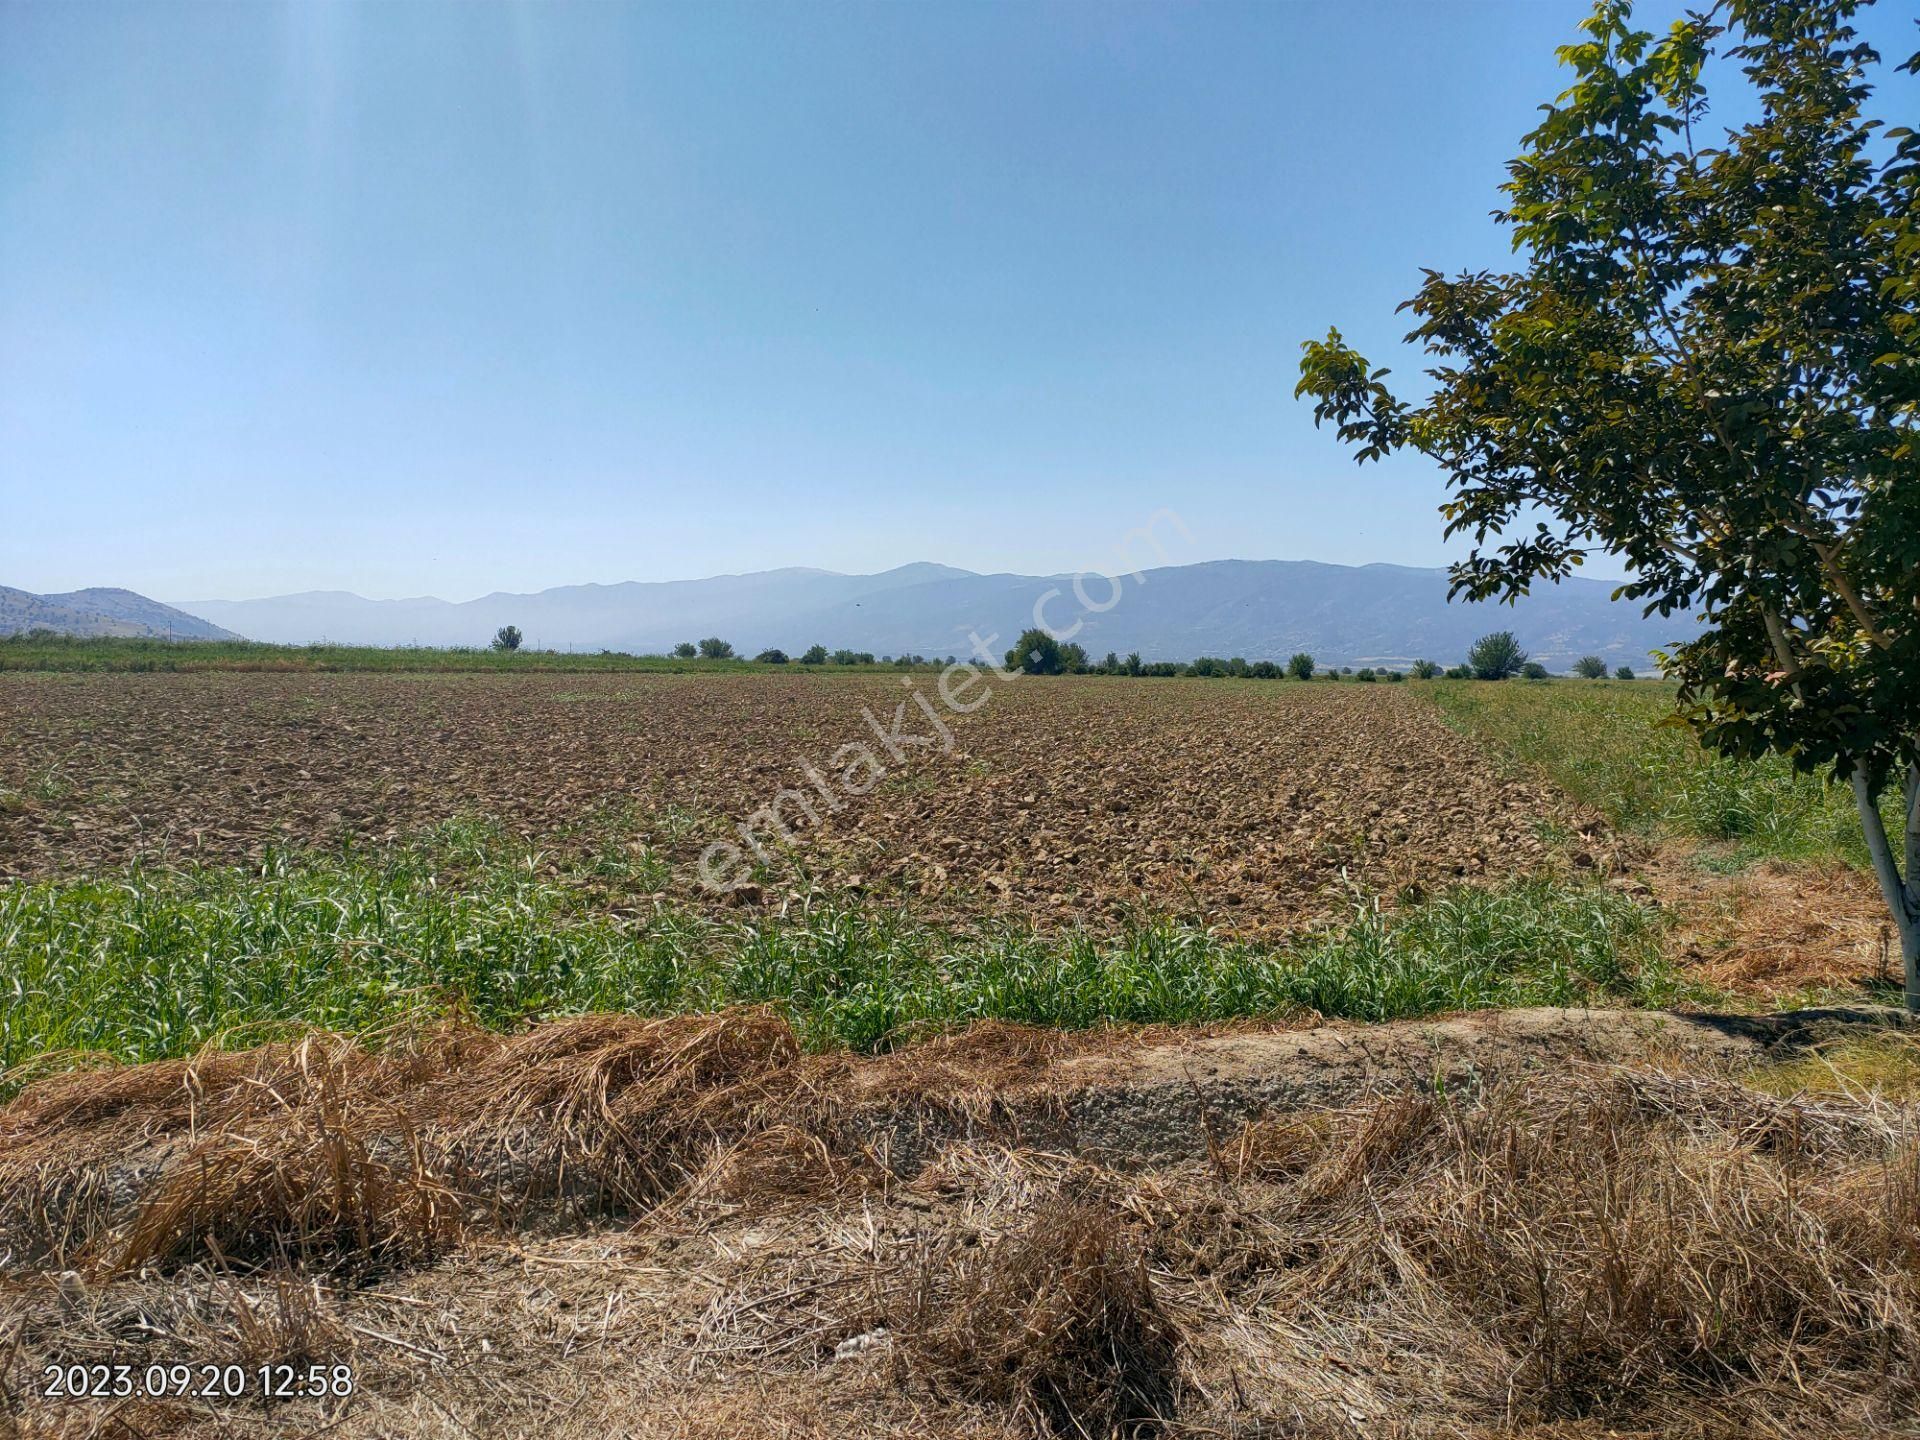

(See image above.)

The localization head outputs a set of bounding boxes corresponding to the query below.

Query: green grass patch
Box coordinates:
[1744,1033,1920,1102]
[0,828,1681,1085]
[1423,679,1892,870]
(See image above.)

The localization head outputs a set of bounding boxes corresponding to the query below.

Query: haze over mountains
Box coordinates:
[169,560,1692,669]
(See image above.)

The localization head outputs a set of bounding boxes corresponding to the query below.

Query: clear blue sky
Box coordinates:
[4,0,1914,602]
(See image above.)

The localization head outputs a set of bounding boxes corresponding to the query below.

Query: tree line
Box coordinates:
[998,627,1635,681]
[492,622,1638,681]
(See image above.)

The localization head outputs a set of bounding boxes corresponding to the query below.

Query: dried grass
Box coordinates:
[1,1034,454,1272]
[894,1197,1179,1438]
[108,1114,462,1274]
[115,1037,460,1275]
[692,1125,869,1211]
[1241,1074,1920,1433]
[7,1014,1920,1437]
[222,1265,353,1370]
[1672,859,1891,997]
[433,1008,808,1213]
[1,1010,818,1276]
[849,1022,1086,1100]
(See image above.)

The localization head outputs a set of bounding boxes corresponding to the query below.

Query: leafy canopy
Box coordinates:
[1006,628,1067,675]
[1469,631,1529,681]
[1298,0,1918,794]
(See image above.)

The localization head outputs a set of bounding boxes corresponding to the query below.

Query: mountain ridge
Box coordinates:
[168,559,1690,669]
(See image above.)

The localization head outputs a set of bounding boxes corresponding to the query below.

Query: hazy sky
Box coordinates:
[5,0,1915,602]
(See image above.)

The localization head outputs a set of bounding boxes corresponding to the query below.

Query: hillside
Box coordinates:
[174,559,1691,669]
[0,586,237,641]
[175,563,974,653]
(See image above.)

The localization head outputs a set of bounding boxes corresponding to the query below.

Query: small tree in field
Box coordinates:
[1522,661,1551,681]
[1573,655,1609,680]
[1410,659,1441,679]
[491,625,522,652]
[755,648,788,664]
[1298,0,1920,1004]
[1467,631,1528,681]
[697,637,734,660]
[1287,652,1315,680]
[672,642,697,659]
[1006,628,1066,675]
[800,644,828,665]
[1616,665,1637,681]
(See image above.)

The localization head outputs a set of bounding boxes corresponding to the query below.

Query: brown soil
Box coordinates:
[0,673,1600,933]
[5,1007,1915,1439]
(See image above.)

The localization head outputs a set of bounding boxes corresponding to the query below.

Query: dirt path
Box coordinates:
[958,1003,1839,1164]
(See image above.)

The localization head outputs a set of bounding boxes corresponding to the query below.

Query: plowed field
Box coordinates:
[0,673,1595,933]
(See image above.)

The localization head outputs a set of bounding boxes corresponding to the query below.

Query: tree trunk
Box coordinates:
[1854,768,1920,1012]
[1906,765,1920,1005]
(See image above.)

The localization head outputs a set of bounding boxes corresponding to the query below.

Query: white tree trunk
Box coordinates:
[1854,768,1920,1012]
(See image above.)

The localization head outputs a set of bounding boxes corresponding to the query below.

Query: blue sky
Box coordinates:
[4,0,1915,602]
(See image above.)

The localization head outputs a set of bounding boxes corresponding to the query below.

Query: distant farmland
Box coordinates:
[2,670,1569,934]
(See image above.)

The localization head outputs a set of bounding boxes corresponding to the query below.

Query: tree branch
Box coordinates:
[1760,605,1805,682]
[1812,539,1894,649]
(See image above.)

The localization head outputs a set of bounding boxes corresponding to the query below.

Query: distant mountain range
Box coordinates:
[166,560,1693,669]
[0,586,238,641]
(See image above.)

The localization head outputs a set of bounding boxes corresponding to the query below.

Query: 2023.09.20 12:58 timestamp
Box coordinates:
[43,1363,355,1401]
